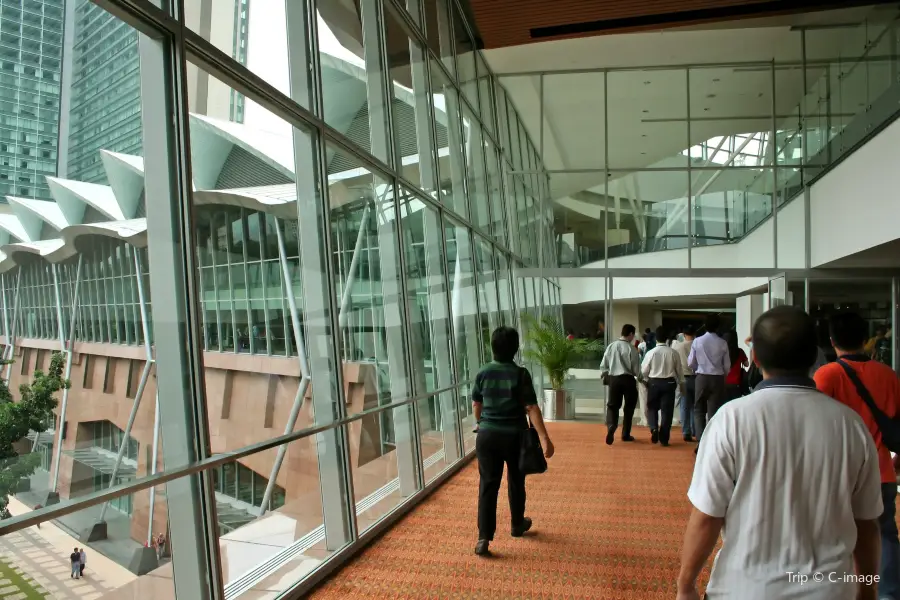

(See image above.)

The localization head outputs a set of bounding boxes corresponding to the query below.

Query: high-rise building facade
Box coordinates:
[64,0,141,183]
[0,0,64,202]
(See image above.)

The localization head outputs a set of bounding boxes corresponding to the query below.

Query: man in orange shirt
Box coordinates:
[816,312,900,600]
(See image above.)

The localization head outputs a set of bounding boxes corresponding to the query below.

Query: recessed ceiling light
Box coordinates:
[641,152,646,155]
[644,81,651,85]
[707,93,716,99]
[704,108,709,112]
[642,110,649,113]
[641,134,647,138]
[713,78,720,82]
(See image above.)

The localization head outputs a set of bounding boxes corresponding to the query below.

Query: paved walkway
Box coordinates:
[1,498,135,600]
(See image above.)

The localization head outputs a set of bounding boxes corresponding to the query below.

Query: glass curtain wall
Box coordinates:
[0,0,558,599]
[502,7,900,269]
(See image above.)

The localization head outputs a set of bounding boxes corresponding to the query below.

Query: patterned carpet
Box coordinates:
[309,422,713,599]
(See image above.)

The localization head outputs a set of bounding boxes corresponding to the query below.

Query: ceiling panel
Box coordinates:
[467,0,889,49]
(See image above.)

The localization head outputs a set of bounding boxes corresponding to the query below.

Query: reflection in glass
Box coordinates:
[328,147,410,413]
[400,192,452,394]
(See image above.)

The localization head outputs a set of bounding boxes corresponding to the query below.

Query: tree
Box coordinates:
[0,352,69,515]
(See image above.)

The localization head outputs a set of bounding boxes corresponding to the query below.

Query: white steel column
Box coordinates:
[3,269,21,382]
[98,250,154,523]
[337,204,370,329]
[146,391,161,546]
[50,256,81,492]
[257,219,312,516]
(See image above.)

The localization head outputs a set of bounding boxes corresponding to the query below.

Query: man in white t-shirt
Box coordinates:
[676,306,882,600]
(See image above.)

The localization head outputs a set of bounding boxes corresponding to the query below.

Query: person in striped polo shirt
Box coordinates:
[472,326,555,557]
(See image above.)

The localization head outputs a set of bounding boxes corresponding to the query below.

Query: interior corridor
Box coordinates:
[309,421,712,599]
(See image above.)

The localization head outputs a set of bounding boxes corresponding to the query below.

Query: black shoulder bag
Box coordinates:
[517,367,548,475]
[837,359,900,453]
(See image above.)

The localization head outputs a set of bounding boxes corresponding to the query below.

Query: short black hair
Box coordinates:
[621,324,636,337]
[491,326,519,362]
[645,327,652,334]
[752,306,817,375]
[705,313,721,334]
[876,324,888,335]
[682,324,696,336]
[829,313,868,351]
[655,326,668,343]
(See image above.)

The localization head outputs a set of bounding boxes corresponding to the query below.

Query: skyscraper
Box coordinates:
[0,0,64,202]
[64,0,141,183]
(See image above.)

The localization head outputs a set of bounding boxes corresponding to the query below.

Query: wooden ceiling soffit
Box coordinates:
[467,0,894,49]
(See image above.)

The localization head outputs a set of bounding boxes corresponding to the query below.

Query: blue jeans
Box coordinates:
[881,483,900,599]
[681,376,696,436]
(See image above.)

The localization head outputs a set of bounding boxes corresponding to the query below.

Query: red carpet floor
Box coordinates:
[309,422,714,599]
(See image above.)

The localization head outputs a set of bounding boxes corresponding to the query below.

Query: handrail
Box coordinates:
[0,379,472,536]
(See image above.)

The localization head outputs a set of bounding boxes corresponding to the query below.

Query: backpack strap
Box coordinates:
[836,359,888,425]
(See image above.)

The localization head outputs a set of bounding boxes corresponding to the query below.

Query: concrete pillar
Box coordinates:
[610,302,640,340]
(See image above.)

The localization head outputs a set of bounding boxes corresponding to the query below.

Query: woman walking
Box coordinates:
[724,330,749,402]
[472,326,555,557]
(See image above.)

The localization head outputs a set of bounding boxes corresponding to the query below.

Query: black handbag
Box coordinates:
[517,367,548,475]
[837,359,900,453]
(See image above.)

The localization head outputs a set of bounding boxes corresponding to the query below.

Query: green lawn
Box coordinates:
[0,558,46,600]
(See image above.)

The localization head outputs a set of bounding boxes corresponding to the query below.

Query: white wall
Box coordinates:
[777,198,806,268]
[562,276,768,305]
[810,115,900,266]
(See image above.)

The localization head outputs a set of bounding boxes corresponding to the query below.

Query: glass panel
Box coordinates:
[496,252,513,326]
[430,58,468,219]
[473,236,498,359]
[692,168,774,251]
[541,72,605,169]
[476,54,494,135]
[451,0,477,109]
[444,218,481,385]
[208,435,336,594]
[328,146,411,412]
[463,107,490,231]
[318,0,389,163]
[608,69,688,169]
[606,170,690,266]
[181,0,309,111]
[400,192,453,394]
[418,390,459,483]
[349,403,420,534]
[385,4,437,196]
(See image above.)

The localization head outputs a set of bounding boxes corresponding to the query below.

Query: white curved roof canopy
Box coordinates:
[47,177,126,222]
[60,219,148,250]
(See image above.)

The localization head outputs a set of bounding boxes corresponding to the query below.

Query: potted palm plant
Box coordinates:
[522,315,604,420]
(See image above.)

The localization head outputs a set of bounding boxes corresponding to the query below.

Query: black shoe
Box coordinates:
[621,435,634,442]
[511,517,533,537]
[605,428,615,445]
[475,539,491,556]
[661,440,669,447]
[651,429,659,444]
[683,434,693,442]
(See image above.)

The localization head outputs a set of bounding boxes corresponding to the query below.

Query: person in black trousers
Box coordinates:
[473,326,555,557]
[599,324,642,445]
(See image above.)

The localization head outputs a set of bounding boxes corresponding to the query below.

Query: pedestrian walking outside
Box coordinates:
[69,547,81,579]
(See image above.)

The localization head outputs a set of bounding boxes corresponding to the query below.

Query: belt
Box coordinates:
[649,377,677,384]
[684,374,696,378]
